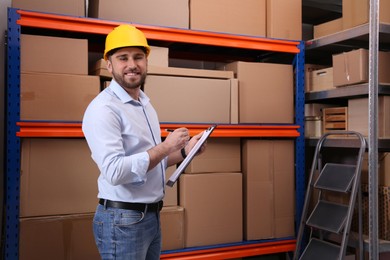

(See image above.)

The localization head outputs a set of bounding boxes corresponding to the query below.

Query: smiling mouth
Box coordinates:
[125,71,139,76]
[124,71,141,79]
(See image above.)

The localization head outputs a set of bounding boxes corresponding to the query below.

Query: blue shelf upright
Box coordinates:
[5,7,21,260]
[294,41,306,231]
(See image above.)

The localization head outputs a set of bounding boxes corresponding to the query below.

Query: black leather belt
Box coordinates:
[99,199,163,212]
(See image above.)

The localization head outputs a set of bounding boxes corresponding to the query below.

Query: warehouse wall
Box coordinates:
[1,0,12,251]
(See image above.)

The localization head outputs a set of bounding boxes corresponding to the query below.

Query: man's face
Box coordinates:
[106,47,148,91]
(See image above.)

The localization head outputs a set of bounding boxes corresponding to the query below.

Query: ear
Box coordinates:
[106,59,113,73]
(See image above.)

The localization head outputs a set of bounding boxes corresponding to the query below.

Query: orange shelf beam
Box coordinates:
[16,10,300,54]
[16,122,84,137]
[161,239,296,259]
[16,122,300,138]
[160,124,300,138]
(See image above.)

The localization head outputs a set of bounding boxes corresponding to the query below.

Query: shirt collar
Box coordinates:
[109,79,150,106]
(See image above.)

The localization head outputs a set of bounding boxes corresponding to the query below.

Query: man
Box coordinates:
[82,24,205,260]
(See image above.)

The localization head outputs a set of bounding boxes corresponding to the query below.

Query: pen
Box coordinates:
[165,129,175,132]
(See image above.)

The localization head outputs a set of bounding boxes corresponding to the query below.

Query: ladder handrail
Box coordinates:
[294,131,366,260]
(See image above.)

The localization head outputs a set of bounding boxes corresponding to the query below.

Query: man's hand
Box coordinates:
[184,131,207,156]
[164,128,190,154]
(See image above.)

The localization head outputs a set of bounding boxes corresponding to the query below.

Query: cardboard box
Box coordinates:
[12,0,85,16]
[144,75,234,124]
[343,0,390,30]
[241,139,295,240]
[307,67,335,92]
[88,0,189,29]
[230,79,239,124]
[190,0,266,37]
[305,64,327,92]
[20,138,99,217]
[20,73,100,122]
[332,48,390,87]
[220,61,294,124]
[348,96,390,137]
[91,62,237,123]
[19,214,99,260]
[266,0,302,41]
[164,165,178,206]
[179,172,243,247]
[333,49,367,87]
[21,34,88,75]
[89,60,110,78]
[161,206,185,251]
[313,18,343,39]
[149,46,169,67]
[185,138,241,173]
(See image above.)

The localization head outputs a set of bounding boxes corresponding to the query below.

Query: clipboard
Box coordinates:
[166,125,217,187]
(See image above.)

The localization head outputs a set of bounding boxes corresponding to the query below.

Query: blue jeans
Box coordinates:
[93,204,161,260]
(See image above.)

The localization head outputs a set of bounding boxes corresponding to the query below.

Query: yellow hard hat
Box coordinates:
[104,24,150,60]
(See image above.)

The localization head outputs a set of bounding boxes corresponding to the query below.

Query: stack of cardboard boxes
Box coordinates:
[19,34,101,259]
[314,0,390,39]
[305,48,390,138]
[12,0,303,40]
[88,0,302,41]
[13,0,301,258]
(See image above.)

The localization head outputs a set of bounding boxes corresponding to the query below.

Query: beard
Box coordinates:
[111,68,147,91]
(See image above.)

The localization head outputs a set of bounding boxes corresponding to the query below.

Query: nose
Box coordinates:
[126,58,137,69]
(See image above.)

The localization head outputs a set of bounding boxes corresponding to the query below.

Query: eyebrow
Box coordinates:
[115,54,128,59]
[115,52,145,59]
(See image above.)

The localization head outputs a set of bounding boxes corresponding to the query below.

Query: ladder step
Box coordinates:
[306,200,349,233]
[300,238,341,260]
[314,163,356,192]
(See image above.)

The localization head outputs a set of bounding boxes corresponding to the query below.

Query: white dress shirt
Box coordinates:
[82,79,166,203]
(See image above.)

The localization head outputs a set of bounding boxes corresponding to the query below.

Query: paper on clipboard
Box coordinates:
[166,125,217,187]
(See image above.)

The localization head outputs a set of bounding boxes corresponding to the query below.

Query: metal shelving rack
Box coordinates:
[305,0,390,258]
[5,8,305,259]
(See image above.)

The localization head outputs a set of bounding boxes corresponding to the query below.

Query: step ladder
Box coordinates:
[294,131,366,260]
